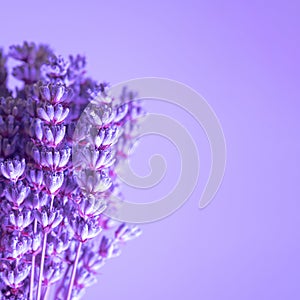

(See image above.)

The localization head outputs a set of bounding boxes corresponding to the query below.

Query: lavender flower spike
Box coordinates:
[0,42,144,300]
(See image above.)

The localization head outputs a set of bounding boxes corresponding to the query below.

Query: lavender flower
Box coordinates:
[0,42,144,300]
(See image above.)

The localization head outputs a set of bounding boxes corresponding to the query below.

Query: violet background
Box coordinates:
[1,1,300,299]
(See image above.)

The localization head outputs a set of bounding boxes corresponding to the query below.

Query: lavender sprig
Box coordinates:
[0,42,144,300]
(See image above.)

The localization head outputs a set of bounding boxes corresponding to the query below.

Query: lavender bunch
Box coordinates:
[0,42,143,300]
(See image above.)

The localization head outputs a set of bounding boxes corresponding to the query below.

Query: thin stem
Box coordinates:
[29,252,36,300]
[42,285,50,300]
[50,195,54,210]
[29,219,38,300]
[54,261,72,299]
[36,231,48,300]
[66,241,82,300]
[39,194,55,299]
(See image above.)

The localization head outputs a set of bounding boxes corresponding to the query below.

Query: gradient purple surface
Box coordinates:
[1,1,300,299]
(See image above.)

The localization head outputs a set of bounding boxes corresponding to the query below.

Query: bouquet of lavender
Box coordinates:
[0,42,143,300]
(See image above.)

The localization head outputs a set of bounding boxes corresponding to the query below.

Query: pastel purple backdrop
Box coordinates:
[1,1,299,299]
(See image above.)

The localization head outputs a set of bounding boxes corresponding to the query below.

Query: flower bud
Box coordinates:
[99,236,120,258]
[8,208,33,230]
[115,224,142,242]
[114,103,129,123]
[78,147,115,170]
[25,192,50,210]
[37,103,69,124]
[40,147,70,170]
[43,260,64,285]
[26,168,44,189]
[78,195,106,217]
[44,172,64,194]
[75,170,111,196]
[42,124,66,146]
[0,158,26,181]
[0,135,18,157]
[36,207,63,230]
[69,216,102,242]
[0,115,19,137]
[1,261,31,288]
[5,181,30,206]
[38,82,72,104]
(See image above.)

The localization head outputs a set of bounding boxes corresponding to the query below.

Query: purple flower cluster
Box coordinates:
[0,42,143,300]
